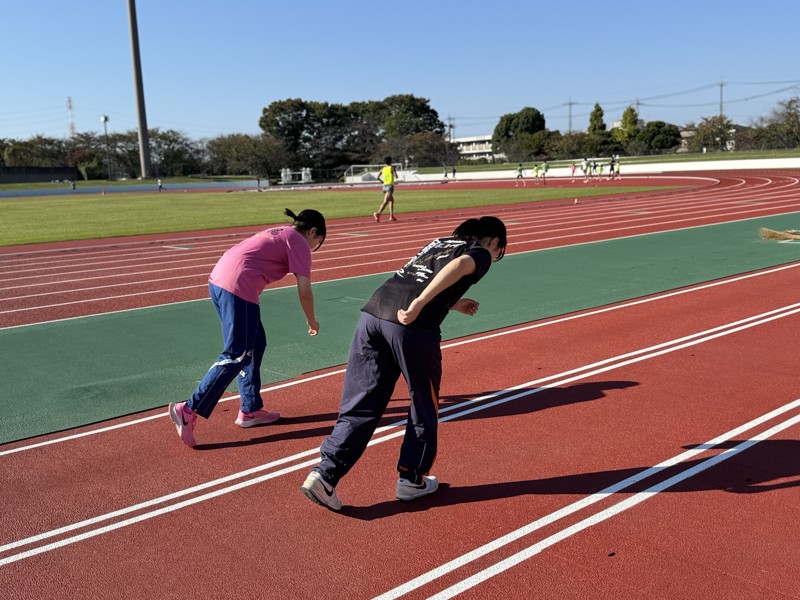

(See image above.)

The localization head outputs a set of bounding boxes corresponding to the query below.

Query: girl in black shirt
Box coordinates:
[301,216,507,510]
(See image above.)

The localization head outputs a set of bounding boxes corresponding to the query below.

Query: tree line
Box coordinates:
[491,97,800,162]
[2,94,799,182]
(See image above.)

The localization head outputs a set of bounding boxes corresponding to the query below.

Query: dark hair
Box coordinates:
[384,156,392,165]
[285,208,326,250]
[452,216,507,260]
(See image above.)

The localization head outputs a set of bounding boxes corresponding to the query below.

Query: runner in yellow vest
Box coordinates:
[374,156,399,222]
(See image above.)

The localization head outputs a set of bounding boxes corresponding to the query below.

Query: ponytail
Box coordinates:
[452,216,507,260]
[285,208,327,250]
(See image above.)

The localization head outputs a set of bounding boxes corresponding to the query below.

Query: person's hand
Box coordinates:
[397,299,422,325]
[307,320,320,336]
[453,298,479,316]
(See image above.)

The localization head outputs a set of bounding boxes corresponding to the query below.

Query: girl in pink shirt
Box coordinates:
[169,208,326,447]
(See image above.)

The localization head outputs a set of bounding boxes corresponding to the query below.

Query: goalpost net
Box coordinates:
[343,163,417,184]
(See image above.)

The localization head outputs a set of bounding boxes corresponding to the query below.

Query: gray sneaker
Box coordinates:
[396,476,439,501]
[300,471,342,511]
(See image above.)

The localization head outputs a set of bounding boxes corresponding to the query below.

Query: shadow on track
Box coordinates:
[342,439,800,521]
[194,380,636,450]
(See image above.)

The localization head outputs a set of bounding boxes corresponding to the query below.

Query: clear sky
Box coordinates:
[3,0,799,142]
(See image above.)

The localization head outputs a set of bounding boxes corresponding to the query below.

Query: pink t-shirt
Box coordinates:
[208,227,311,304]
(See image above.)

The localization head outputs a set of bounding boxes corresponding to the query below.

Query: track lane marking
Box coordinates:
[1,302,798,565]
[419,412,800,600]
[3,261,799,455]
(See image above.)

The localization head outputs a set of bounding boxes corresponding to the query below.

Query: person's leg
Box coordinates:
[315,313,401,487]
[237,320,266,413]
[393,326,442,483]
[374,191,390,221]
[387,193,396,220]
[187,285,259,419]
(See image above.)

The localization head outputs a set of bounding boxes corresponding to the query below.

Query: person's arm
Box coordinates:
[451,298,479,316]
[295,275,319,335]
[397,255,476,325]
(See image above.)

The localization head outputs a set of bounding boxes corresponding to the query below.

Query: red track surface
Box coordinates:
[2,171,800,599]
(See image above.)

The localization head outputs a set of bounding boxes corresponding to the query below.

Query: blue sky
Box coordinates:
[3,0,799,142]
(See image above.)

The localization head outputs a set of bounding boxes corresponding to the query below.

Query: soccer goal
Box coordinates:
[343,163,416,184]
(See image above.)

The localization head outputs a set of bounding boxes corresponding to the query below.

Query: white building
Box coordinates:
[453,134,495,161]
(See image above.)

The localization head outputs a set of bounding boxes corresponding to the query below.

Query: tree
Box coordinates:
[763,97,800,149]
[3,135,66,167]
[685,115,735,153]
[491,107,546,158]
[206,133,287,177]
[613,106,640,146]
[108,131,145,179]
[546,131,588,160]
[65,132,105,179]
[583,103,622,156]
[588,103,607,136]
[259,98,315,160]
[636,121,681,154]
[380,94,445,138]
[260,95,445,175]
[149,129,203,176]
[404,132,460,167]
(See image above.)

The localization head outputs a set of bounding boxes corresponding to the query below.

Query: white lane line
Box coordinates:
[1,303,797,565]
[0,370,346,457]
[3,262,799,456]
[422,412,800,600]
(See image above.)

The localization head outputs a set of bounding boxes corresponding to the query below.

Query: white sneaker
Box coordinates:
[300,471,342,511]
[396,476,439,501]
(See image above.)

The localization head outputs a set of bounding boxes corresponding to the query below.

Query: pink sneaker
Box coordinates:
[168,402,197,448]
[388,216,398,222]
[373,212,381,223]
[235,408,280,428]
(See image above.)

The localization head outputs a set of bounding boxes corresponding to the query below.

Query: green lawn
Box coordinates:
[0,185,669,246]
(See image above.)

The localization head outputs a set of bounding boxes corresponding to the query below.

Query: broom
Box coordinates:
[759,227,800,240]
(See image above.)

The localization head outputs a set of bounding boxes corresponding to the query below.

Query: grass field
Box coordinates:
[0,185,669,246]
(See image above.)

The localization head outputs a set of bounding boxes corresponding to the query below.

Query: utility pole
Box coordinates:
[567,98,576,133]
[127,0,152,178]
[719,79,725,118]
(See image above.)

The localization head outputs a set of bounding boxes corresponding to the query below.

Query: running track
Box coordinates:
[2,171,800,599]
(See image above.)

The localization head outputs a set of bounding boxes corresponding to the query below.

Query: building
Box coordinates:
[453,134,495,161]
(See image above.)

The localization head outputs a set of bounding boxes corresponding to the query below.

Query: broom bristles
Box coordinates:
[759,227,800,240]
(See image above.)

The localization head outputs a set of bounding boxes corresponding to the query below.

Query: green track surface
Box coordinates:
[2,213,799,444]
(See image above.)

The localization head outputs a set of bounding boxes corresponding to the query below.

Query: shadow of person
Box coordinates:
[193,402,415,450]
[441,380,639,421]
[196,380,636,450]
[342,439,800,520]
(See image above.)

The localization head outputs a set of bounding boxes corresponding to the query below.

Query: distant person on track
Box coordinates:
[374,156,398,222]
[540,160,549,185]
[168,208,326,448]
[515,163,526,187]
[157,178,163,192]
[300,216,508,511]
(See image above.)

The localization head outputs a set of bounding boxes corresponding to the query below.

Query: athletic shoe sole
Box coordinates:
[235,412,280,428]
[300,472,342,511]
